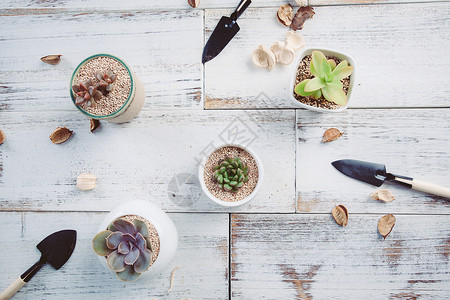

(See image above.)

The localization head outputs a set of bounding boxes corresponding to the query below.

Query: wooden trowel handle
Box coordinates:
[0,278,26,300]
[395,177,450,198]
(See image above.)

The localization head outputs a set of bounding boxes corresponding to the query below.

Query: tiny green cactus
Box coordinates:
[294,50,353,105]
[72,79,103,107]
[92,218,153,282]
[213,157,249,192]
[95,70,117,95]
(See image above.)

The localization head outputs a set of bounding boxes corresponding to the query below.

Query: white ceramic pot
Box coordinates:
[97,200,178,281]
[198,143,264,207]
[290,48,356,113]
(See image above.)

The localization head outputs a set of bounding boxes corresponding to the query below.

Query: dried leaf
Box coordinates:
[90,119,100,133]
[322,128,344,143]
[277,4,294,26]
[378,214,396,239]
[40,54,62,65]
[290,6,315,31]
[332,205,348,226]
[371,189,395,202]
[49,127,73,144]
[188,0,199,8]
[0,130,5,145]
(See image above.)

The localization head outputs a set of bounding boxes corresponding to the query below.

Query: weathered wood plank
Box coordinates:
[296,109,450,214]
[204,3,450,109]
[0,0,443,10]
[0,10,203,111]
[0,211,229,299]
[231,214,450,299]
[0,109,295,212]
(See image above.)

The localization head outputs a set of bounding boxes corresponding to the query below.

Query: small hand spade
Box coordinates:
[0,229,77,300]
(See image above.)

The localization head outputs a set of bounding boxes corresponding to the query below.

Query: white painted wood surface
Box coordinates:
[231,213,450,299]
[0,212,229,299]
[296,109,450,214]
[0,110,296,212]
[205,3,450,109]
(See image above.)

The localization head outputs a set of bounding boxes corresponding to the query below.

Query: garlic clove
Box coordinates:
[270,41,295,65]
[76,173,97,191]
[286,31,306,50]
[252,45,276,70]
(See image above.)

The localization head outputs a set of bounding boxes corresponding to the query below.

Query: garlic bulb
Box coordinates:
[76,173,97,191]
[252,45,276,70]
[286,31,306,50]
[270,41,295,65]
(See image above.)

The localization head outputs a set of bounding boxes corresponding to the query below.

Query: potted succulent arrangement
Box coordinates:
[92,200,178,282]
[70,54,145,123]
[198,144,263,207]
[290,49,355,112]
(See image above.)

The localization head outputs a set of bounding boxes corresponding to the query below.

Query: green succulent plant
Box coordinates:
[294,50,353,105]
[72,79,103,107]
[213,157,249,192]
[95,71,117,95]
[92,218,153,282]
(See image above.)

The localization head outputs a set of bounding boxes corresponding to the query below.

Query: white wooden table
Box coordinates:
[1,0,449,299]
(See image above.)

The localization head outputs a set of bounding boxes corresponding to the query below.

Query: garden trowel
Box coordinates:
[332,159,450,198]
[0,229,77,300]
[202,0,252,63]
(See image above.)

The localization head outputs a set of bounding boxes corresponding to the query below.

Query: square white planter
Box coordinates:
[290,48,356,113]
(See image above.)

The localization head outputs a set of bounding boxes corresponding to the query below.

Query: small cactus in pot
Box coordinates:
[213,157,249,192]
[92,218,153,282]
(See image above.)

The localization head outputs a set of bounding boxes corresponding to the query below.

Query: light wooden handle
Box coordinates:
[412,179,450,198]
[0,277,26,300]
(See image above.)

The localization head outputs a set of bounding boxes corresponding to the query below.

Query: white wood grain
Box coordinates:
[0,211,229,299]
[204,3,450,109]
[231,213,450,299]
[296,109,450,214]
[0,10,203,111]
[0,109,295,212]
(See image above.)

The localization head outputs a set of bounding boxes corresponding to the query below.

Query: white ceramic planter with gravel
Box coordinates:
[97,200,178,280]
[290,48,356,113]
[70,53,145,123]
[198,143,264,207]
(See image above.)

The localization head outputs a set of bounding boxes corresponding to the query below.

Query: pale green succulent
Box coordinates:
[213,157,249,192]
[295,51,353,105]
[92,218,153,282]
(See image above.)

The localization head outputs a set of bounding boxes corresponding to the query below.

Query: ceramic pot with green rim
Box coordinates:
[70,54,145,123]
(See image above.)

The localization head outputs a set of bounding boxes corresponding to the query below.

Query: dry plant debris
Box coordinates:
[41,55,62,65]
[167,265,181,293]
[295,0,308,6]
[49,127,73,144]
[290,6,315,31]
[188,0,199,8]
[0,130,5,145]
[270,41,295,65]
[371,189,395,202]
[252,45,276,70]
[322,128,344,143]
[90,119,100,133]
[378,214,396,239]
[277,4,294,26]
[76,173,97,191]
[286,31,306,50]
[332,205,348,226]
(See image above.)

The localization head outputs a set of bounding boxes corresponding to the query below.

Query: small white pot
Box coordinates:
[198,143,264,207]
[97,200,178,281]
[290,48,356,113]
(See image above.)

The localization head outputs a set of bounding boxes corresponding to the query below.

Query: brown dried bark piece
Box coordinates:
[49,127,73,144]
[322,128,344,143]
[40,55,62,65]
[371,189,395,202]
[277,4,294,26]
[0,130,5,145]
[290,6,315,31]
[90,119,100,133]
[188,0,199,8]
[332,205,348,226]
[378,214,396,239]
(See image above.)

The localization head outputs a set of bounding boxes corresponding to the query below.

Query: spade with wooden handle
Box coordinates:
[0,229,77,300]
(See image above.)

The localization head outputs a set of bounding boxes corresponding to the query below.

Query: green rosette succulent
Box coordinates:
[92,218,153,282]
[213,157,249,192]
[295,50,353,105]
